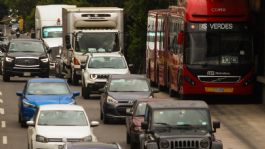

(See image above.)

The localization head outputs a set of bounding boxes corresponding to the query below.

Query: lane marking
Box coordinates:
[1,121,6,128]
[0,99,3,104]
[0,108,4,115]
[2,136,7,144]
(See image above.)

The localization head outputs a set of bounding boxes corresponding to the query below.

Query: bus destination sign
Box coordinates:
[188,23,248,32]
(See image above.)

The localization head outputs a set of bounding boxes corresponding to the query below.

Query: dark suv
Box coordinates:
[2,39,49,81]
[140,100,223,149]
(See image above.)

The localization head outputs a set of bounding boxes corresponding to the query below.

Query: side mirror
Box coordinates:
[26,120,35,126]
[81,63,86,69]
[90,121,100,127]
[31,32,36,39]
[47,48,52,53]
[65,35,71,49]
[16,91,23,97]
[126,108,133,116]
[213,121,221,132]
[98,88,106,93]
[141,121,148,130]
[128,64,133,68]
[73,91,80,97]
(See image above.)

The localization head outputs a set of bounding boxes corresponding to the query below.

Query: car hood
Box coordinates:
[7,52,46,57]
[88,69,129,75]
[108,92,151,100]
[133,116,145,127]
[25,95,74,106]
[36,126,91,138]
[43,38,62,48]
[154,129,210,137]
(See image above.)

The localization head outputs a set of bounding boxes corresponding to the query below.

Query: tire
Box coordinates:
[3,73,10,82]
[102,111,109,124]
[126,132,130,144]
[131,139,139,149]
[82,86,90,99]
[100,110,103,120]
[20,120,27,128]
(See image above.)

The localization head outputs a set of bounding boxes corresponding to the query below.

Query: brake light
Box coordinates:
[73,57,80,65]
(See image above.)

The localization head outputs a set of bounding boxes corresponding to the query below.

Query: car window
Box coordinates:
[88,57,126,69]
[9,41,45,53]
[135,102,147,116]
[37,110,88,126]
[109,79,150,92]
[27,82,70,95]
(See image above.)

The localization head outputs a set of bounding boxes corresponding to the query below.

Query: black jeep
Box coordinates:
[139,100,223,149]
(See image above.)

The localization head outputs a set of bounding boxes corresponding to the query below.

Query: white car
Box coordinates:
[27,104,99,149]
[81,52,131,99]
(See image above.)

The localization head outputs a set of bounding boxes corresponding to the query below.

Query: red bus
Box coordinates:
[146,0,254,98]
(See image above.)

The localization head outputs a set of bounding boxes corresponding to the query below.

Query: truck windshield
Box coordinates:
[75,32,119,53]
[185,32,253,65]
[42,26,62,38]
[153,109,211,131]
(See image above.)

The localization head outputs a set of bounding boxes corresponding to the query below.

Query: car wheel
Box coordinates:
[100,110,103,120]
[103,112,109,124]
[18,111,21,123]
[130,139,139,149]
[82,86,90,99]
[126,132,131,144]
[20,120,27,128]
[3,73,10,82]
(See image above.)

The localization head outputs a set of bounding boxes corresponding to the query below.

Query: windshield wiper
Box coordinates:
[155,123,173,132]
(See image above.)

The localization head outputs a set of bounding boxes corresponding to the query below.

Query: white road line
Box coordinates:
[2,136,7,144]
[1,121,6,128]
[0,108,4,115]
[0,99,3,104]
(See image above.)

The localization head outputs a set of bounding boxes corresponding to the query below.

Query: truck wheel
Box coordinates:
[3,73,10,82]
[82,86,90,99]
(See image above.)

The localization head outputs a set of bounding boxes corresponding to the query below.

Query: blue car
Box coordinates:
[17,78,80,127]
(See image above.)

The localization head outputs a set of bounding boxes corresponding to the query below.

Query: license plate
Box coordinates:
[23,72,31,76]
[205,87,233,93]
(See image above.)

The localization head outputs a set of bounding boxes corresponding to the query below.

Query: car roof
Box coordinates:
[38,104,84,111]
[67,142,120,149]
[90,52,124,57]
[28,78,66,83]
[10,38,43,43]
[147,100,209,110]
[110,74,147,80]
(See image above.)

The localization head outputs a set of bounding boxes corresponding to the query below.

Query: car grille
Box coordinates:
[167,138,209,149]
[47,138,82,142]
[116,105,132,116]
[198,76,241,83]
[15,57,39,66]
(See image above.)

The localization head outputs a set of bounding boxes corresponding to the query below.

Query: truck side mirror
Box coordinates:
[141,121,148,130]
[213,121,220,132]
[65,35,71,49]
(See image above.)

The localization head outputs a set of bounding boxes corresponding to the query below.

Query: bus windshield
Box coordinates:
[42,26,62,38]
[75,32,119,53]
[185,32,253,65]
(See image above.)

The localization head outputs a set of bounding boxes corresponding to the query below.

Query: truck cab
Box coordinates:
[140,100,223,149]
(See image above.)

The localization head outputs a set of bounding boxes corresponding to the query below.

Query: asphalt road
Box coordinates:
[1,76,265,149]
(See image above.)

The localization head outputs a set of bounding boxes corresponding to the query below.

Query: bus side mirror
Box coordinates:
[65,35,71,49]
[177,31,184,45]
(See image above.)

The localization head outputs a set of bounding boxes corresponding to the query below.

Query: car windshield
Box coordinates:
[153,109,211,131]
[27,82,70,95]
[42,26,62,38]
[109,79,150,92]
[8,41,45,53]
[135,103,147,116]
[37,110,88,126]
[87,57,126,69]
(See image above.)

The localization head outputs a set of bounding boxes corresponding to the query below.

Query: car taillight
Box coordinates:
[73,57,80,65]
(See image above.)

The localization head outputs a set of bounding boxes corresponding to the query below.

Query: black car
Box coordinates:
[139,100,223,149]
[2,39,49,81]
[99,74,159,124]
[66,142,122,149]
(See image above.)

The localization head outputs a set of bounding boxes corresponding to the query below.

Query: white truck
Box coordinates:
[35,4,76,71]
[59,7,124,85]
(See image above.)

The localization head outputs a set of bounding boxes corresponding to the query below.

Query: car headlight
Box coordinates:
[200,138,210,148]
[36,135,48,143]
[40,58,49,63]
[22,100,36,108]
[160,140,169,148]
[107,96,118,105]
[90,74,97,80]
[81,135,92,142]
[5,57,14,62]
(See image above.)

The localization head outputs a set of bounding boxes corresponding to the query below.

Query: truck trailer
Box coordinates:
[58,7,124,85]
